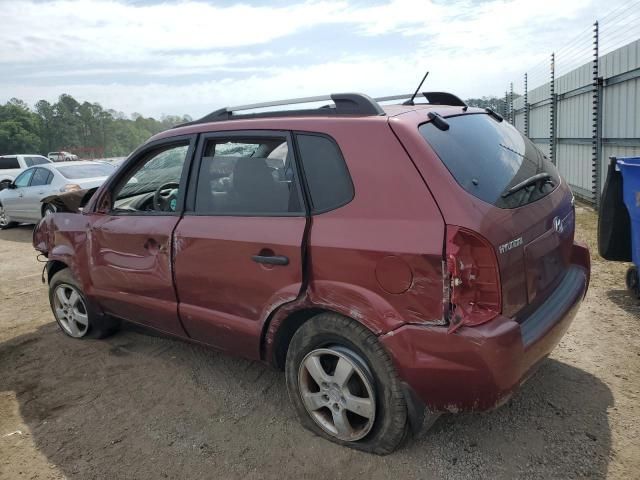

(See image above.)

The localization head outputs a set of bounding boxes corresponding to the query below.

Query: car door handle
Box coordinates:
[252,254,289,266]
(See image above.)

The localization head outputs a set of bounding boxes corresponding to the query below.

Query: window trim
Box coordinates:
[185,130,307,218]
[89,134,197,216]
[292,130,355,215]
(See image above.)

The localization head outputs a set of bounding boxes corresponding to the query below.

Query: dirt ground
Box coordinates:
[0,207,638,479]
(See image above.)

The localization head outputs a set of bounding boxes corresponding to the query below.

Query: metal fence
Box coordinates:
[503,1,640,208]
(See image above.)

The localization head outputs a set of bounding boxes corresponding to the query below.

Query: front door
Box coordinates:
[87,136,195,336]
[3,168,35,220]
[173,131,307,358]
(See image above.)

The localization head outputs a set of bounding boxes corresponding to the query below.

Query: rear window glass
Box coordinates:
[56,163,114,179]
[419,114,559,208]
[24,156,50,167]
[296,134,353,213]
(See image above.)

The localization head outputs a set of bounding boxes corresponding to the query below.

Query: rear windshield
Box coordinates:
[56,163,114,179]
[419,114,559,208]
[24,156,50,167]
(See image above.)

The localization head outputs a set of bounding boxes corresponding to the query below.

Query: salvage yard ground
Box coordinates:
[0,207,639,479]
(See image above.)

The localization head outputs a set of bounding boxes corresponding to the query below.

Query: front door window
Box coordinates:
[112,144,189,214]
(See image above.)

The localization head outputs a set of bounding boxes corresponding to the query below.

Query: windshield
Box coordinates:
[24,156,50,167]
[419,113,560,208]
[56,163,114,179]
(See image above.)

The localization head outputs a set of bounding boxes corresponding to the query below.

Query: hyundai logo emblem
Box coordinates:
[553,216,564,234]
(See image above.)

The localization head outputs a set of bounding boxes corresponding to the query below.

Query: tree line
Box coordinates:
[0,93,511,159]
[0,94,192,158]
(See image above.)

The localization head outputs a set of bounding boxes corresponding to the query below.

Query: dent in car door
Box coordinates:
[173,131,307,359]
[87,137,196,336]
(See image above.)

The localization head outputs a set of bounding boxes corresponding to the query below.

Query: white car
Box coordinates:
[48,151,79,162]
[0,154,52,189]
[0,161,115,228]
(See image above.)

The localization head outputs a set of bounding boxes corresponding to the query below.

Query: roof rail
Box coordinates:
[375,91,467,107]
[179,92,384,127]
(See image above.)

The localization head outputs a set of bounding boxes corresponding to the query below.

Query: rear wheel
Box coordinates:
[0,204,18,229]
[285,313,408,454]
[49,268,119,339]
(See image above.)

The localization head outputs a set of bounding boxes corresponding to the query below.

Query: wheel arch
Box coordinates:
[46,260,69,283]
[263,282,409,370]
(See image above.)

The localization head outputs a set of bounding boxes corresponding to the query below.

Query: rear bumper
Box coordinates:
[381,241,590,413]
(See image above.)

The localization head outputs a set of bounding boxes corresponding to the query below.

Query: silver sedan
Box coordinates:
[0,161,115,228]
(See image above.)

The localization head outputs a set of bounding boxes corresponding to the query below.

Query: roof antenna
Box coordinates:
[403,70,429,106]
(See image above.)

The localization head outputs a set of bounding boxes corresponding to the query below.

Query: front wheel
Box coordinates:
[49,268,119,339]
[0,204,18,229]
[285,313,408,454]
[42,203,57,217]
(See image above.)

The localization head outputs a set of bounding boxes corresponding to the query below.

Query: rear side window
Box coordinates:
[0,157,19,169]
[419,114,560,208]
[194,136,303,215]
[295,134,353,213]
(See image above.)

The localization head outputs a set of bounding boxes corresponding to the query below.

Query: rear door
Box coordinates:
[86,136,196,336]
[173,131,307,358]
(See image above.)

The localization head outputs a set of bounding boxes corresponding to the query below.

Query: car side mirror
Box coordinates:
[8,182,17,189]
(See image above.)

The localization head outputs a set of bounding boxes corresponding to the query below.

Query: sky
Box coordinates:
[0,0,631,119]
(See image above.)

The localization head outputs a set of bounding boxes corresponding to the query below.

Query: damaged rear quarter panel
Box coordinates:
[303,121,446,333]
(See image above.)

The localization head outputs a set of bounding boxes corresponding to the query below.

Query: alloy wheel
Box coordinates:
[0,205,8,227]
[298,347,376,441]
[52,284,90,337]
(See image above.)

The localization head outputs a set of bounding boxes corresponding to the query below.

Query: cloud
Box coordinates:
[0,0,625,117]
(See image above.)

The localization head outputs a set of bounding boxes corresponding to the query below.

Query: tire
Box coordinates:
[285,313,408,454]
[0,203,18,229]
[48,268,119,339]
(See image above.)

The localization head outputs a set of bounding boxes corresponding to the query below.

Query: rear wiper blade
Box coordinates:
[501,172,553,198]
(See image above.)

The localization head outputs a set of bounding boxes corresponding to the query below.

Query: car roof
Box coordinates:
[150,103,482,144]
[0,154,48,158]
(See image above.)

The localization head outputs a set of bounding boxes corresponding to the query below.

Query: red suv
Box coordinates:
[33,92,590,454]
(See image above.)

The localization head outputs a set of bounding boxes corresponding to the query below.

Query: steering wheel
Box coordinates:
[153,182,180,212]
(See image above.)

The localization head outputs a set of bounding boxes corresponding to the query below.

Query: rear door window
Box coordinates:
[419,114,559,208]
[194,135,304,215]
[295,134,353,213]
[30,168,53,186]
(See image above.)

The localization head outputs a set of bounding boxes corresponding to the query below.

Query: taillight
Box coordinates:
[445,226,501,333]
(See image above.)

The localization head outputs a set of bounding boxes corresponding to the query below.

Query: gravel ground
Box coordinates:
[0,207,639,479]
